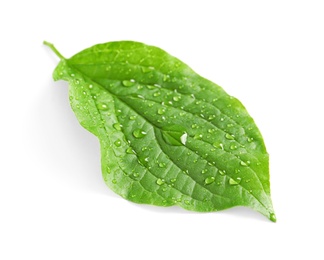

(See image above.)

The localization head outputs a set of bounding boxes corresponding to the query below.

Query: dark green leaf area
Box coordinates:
[50,41,275,221]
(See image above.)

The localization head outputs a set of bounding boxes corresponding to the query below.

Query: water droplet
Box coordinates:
[173,96,181,101]
[208,115,216,120]
[158,108,166,115]
[141,146,148,152]
[126,147,135,154]
[191,124,198,129]
[240,160,251,167]
[156,178,165,185]
[98,103,109,110]
[235,169,241,174]
[184,200,190,205]
[220,117,224,121]
[201,169,208,174]
[227,123,234,127]
[114,139,122,147]
[229,177,241,186]
[129,115,137,120]
[219,170,226,176]
[205,176,215,185]
[146,85,156,90]
[179,112,185,116]
[106,166,111,174]
[113,123,122,130]
[112,179,117,184]
[153,91,161,97]
[158,162,166,168]
[163,74,170,81]
[170,178,177,183]
[270,213,277,222]
[230,144,237,150]
[213,142,224,150]
[161,125,187,146]
[133,172,139,178]
[88,84,93,89]
[225,133,235,140]
[122,79,135,87]
[248,137,254,143]
[194,133,203,140]
[133,129,147,138]
[142,66,154,73]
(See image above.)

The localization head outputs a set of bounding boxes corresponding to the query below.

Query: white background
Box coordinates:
[1,0,323,259]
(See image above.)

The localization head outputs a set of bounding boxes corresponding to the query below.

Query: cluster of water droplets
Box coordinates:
[92,76,261,201]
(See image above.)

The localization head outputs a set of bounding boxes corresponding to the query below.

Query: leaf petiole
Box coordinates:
[43,41,65,60]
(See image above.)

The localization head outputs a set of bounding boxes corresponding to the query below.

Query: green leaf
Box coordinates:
[44,40,276,222]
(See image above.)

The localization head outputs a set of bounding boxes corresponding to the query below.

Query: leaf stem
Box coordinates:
[43,41,65,59]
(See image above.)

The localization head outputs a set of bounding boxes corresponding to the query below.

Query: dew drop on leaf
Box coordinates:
[133,129,147,139]
[230,144,237,150]
[158,162,166,168]
[229,177,241,186]
[98,103,108,110]
[156,178,165,185]
[205,176,215,185]
[158,108,166,115]
[161,125,187,146]
[141,66,154,73]
[114,139,122,147]
[225,133,235,140]
[173,96,181,101]
[113,123,122,130]
[126,147,135,154]
[240,160,251,167]
[122,79,135,87]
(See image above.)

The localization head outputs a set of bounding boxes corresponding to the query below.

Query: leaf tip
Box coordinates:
[269,212,277,223]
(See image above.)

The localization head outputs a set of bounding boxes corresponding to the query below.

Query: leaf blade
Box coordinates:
[49,41,275,221]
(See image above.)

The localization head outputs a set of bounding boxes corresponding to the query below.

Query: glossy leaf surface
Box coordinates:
[45,41,276,222]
